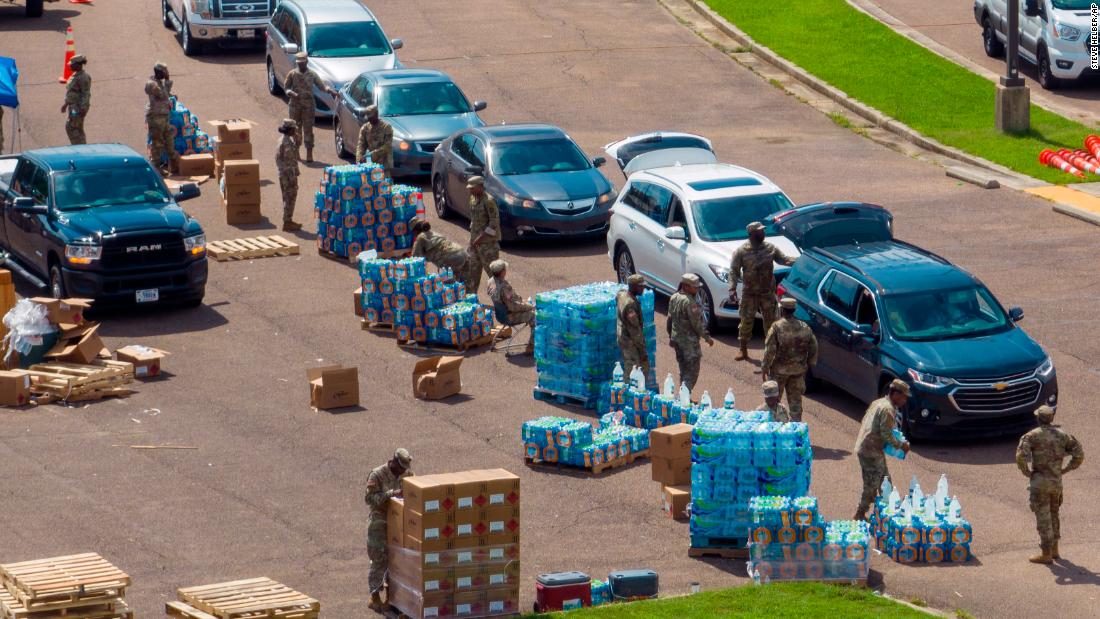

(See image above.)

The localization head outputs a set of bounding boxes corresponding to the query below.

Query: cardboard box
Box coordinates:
[649,423,694,460]
[452,590,485,617]
[222,199,262,225]
[651,455,692,486]
[222,181,261,206]
[450,511,480,546]
[452,471,486,512]
[481,505,520,537]
[413,356,463,400]
[214,138,253,161]
[480,562,520,588]
[405,508,454,544]
[403,474,456,514]
[480,468,520,507]
[178,153,215,176]
[404,534,454,553]
[387,497,405,547]
[222,159,261,185]
[210,119,253,144]
[387,547,454,592]
[387,581,451,619]
[354,287,364,317]
[115,345,169,378]
[307,365,359,410]
[451,564,483,592]
[0,369,31,406]
[480,531,520,547]
[484,587,520,616]
[45,323,105,364]
[662,484,691,520]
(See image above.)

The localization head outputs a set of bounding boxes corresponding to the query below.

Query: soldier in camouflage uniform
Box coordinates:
[853,379,910,520]
[410,219,474,291]
[758,380,791,422]
[617,274,650,388]
[61,55,90,145]
[488,259,535,354]
[729,221,797,361]
[365,448,413,612]
[761,297,818,421]
[466,176,500,296]
[275,119,302,232]
[145,62,178,176]
[356,105,394,178]
[284,51,336,163]
[1016,405,1084,564]
[666,273,713,393]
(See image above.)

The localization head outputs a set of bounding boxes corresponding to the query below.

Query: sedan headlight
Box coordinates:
[597,190,616,205]
[397,140,411,152]
[1055,22,1082,41]
[708,264,730,283]
[65,244,102,265]
[502,193,538,209]
[907,368,954,388]
[184,233,206,256]
[1036,356,1055,379]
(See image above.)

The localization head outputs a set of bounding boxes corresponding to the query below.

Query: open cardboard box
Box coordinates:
[308,365,360,410]
[115,345,170,378]
[208,118,255,144]
[413,356,463,400]
[45,323,106,364]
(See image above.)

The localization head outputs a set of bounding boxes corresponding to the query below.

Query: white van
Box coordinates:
[975,0,1097,88]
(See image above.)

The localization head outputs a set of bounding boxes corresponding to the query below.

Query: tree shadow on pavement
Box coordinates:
[1050,558,1100,587]
[180,47,265,67]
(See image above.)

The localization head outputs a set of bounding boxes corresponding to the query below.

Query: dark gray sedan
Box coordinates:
[332,68,487,177]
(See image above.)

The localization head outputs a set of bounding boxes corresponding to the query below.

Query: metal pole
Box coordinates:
[1002,0,1025,86]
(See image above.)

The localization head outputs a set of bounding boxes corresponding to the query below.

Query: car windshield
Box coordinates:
[307,21,391,58]
[883,286,1011,341]
[1052,0,1092,9]
[53,167,170,211]
[491,139,590,176]
[690,192,795,241]
[379,82,470,116]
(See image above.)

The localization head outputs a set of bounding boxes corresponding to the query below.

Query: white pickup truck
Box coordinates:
[160,0,274,56]
[975,0,1098,89]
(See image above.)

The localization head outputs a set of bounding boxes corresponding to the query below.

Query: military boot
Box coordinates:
[305,147,314,163]
[282,220,303,232]
[368,592,385,612]
[735,341,750,361]
[1052,540,1061,559]
[1029,546,1054,564]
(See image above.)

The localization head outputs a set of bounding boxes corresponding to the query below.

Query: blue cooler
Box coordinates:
[608,569,658,601]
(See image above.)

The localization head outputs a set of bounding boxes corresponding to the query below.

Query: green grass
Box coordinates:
[528,582,930,618]
[704,0,1099,183]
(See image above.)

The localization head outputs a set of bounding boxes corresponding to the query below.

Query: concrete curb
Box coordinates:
[1053,202,1100,226]
[682,0,1041,188]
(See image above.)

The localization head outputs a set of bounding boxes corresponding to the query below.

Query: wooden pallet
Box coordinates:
[318,247,410,264]
[0,553,130,613]
[207,236,300,262]
[397,325,509,353]
[688,537,749,559]
[177,578,319,619]
[525,448,649,476]
[0,589,131,619]
[27,360,134,402]
[361,320,394,332]
[532,387,599,410]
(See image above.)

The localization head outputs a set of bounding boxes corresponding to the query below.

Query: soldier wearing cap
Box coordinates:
[276,119,302,232]
[761,297,817,422]
[853,379,911,521]
[667,273,713,392]
[758,380,791,422]
[411,219,474,291]
[488,259,535,354]
[145,62,178,176]
[1016,405,1084,564]
[284,51,336,162]
[356,104,394,178]
[365,448,413,612]
[466,176,500,295]
[729,221,797,361]
[617,274,651,388]
[61,54,91,145]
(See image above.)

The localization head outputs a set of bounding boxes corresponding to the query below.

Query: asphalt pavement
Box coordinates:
[1,1,1098,617]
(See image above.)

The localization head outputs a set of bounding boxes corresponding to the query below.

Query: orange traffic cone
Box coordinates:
[58,26,75,83]
[69,0,93,5]
[1058,149,1100,176]
[414,191,425,220]
[1039,149,1086,178]
[1085,134,1100,161]
[1073,149,1100,168]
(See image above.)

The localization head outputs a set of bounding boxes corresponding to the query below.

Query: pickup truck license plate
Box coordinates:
[136,289,159,303]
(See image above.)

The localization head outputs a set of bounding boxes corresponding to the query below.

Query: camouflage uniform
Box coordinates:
[276,131,300,222]
[284,67,326,151]
[667,290,712,391]
[1016,423,1084,553]
[489,275,535,327]
[64,68,91,145]
[758,401,792,423]
[616,289,649,383]
[467,193,501,294]
[356,118,394,178]
[729,239,796,343]
[853,397,906,519]
[145,77,176,172]
[761,315,817,421]
[364,463,412,595]
[412,230,474,291]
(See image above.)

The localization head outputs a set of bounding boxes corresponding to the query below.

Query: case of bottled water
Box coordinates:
[315,163,423,258]
[150,97,213,166]
[589,579,611,606]
[870,474,972,563]
[747,496,870,582]
[522,415,649,470]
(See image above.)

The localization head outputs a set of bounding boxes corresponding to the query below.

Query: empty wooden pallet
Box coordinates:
[0,589,132,619]
[207,236,300,262]
[27,360,134,402]
[174,578,319,619]
[0,553,131,616]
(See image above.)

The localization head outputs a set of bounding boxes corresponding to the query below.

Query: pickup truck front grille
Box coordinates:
[214,0,272,19]
[101,232,186,270]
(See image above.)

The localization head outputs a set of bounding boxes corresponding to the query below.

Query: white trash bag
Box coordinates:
[2,299,58,362]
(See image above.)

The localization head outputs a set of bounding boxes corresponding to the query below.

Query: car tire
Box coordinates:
[180,15,203,56]
[267,59,284,96]
[161,0,174,28]
[432,175,453,219]
[334,116,351,159]
[615,245,636,284]
[981,16,1004,58]
[1037,46,1061,90]
[696,282,718,333]
[49,263,67,299]
[25,0,43,17]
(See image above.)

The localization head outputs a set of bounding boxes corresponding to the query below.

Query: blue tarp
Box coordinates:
[0,57,18,108]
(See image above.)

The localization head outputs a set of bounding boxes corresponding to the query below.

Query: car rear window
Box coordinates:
[783,255,827,294]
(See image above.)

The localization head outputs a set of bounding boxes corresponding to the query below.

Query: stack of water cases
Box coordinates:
[151,97,213,166]
[589,579,611,607]
[521,416,649,470]
[747,496,871,582]
[358,255,492,345]
[534,283,656,406]
[315,163,423,259]
[871,475,973,564]
[689,410,812,549]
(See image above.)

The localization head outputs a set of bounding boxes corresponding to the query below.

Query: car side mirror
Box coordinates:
[390,38,404,50]
[592,156,607,168]
[664,226,687,241]
[174,182,201,202]
[282,43,299,55]
[473,101,487,112]
[13,197,47,215]
[852,323,876,340]
[1009,306,1025,321]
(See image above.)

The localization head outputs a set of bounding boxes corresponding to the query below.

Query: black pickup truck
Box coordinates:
[0,144,208,307]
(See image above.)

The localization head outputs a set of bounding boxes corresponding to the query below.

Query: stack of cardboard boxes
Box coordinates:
[386,469,521,618]
[211,119,260,225]
[650,423,693,520]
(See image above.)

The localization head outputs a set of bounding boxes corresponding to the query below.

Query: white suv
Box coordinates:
[975,0,1096,89]
[604,132,799,330]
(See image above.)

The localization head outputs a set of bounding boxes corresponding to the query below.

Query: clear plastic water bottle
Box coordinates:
[700,390,712,409]
[663,373,675,398]
[678,382,691,406]
[922,497,938,522]
[630,367,645,391]
[911,481,924,510]
[723,388,736,410]
[936,473,949,502]
[887,488,901,512]
[900,497,913,520]
[612,362,624,385]
[880,475,892,498]
[947,496,962,522]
